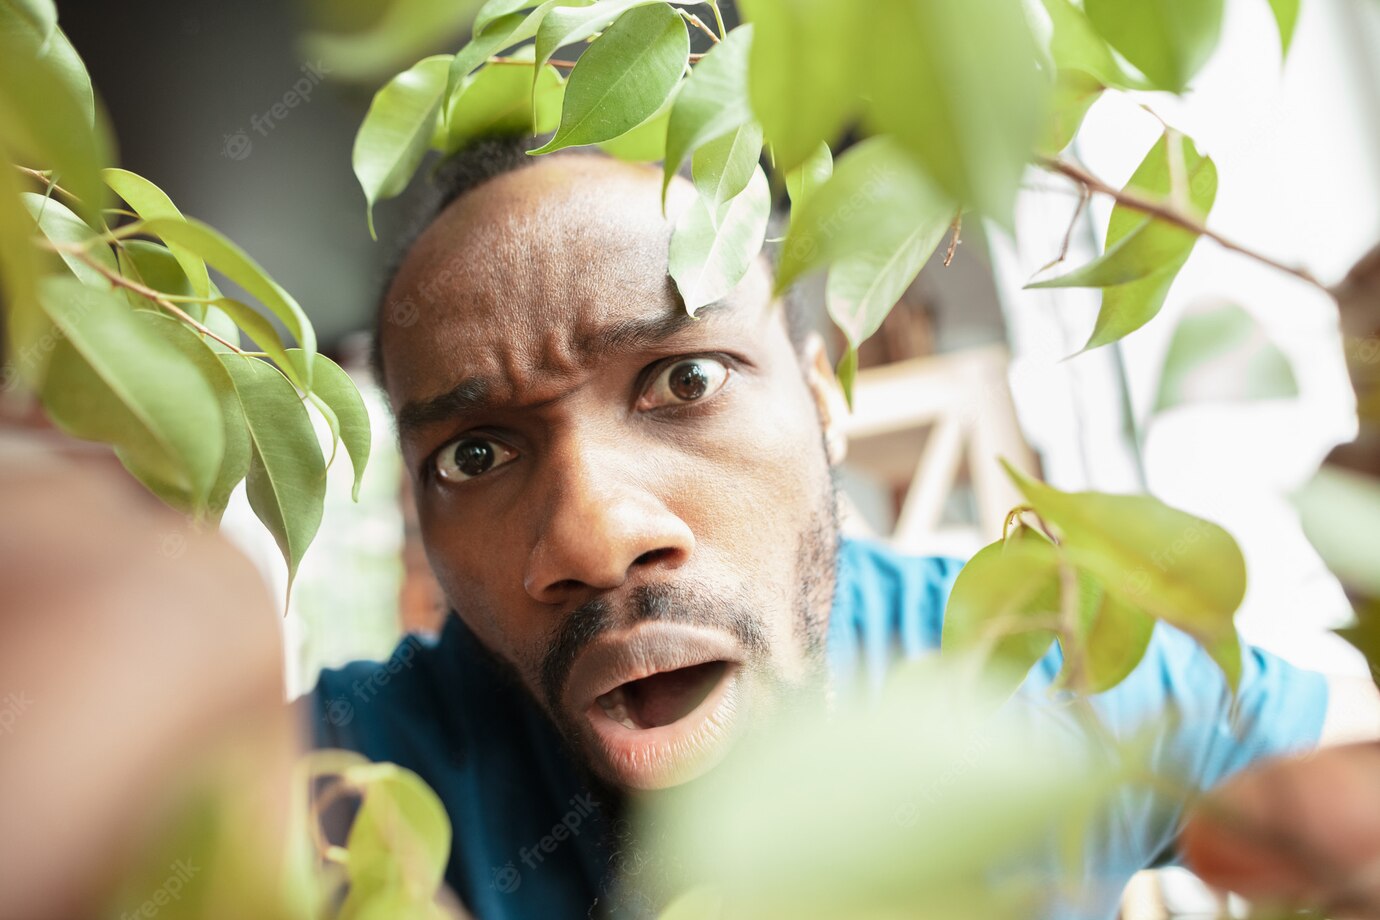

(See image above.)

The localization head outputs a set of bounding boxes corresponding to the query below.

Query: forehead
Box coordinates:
[380,154,772,406]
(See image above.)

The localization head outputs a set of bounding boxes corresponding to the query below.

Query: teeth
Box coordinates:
[597,686,639,730]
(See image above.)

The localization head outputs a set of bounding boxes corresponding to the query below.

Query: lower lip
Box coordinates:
[581,663,743,790]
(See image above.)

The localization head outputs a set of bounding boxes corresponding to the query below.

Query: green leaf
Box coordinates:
[338,762,451,913]
[21,192,116,286]
[446,1,591,104]
[835,346,857,409]
[0,21,110,226]
[825,219,947,352]
[1267,0,1300,58]
[529,3,688,155]
[1040,0,1140,88]
[220,354,327,591]
[102,169,212,299]
[474,0,541,34]
[662,23,753,202]
[39,27,95,129]
[1295,467,1380,599]
[783,142,832,216]
[1037,69,1104,157]
[1047,132,1219,351]
[207,295,295,372]
[669,165,770,315]
[0,148,46,378]
[1030,137,1216,288]
[298,0,476,85]
[1070,582,1155,694]
[865,0,1046,223]
[532,0,663,74]
[134,313,251,522]
[287,349,372,501]
[443,59,564,154]
[738,0,861,174]
[115,240,194,316]
[776,137,955,295]
[1084,0,1225,93]
[138,216,317,388]
[942,534,1061,696]
[1001,461,1244,690]
[1153,303,1299,413]
[37,278,225,510]
[691,121,762,213]
[596,85,675,161]
[352,54,451,239]
[0,0,57,45]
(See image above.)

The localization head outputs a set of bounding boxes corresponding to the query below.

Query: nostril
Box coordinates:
[633,547,678,567]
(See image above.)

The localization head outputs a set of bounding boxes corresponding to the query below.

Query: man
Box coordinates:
[308,135,1374,918]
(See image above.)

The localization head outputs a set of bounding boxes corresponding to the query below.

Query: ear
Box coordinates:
[802,332,849,466]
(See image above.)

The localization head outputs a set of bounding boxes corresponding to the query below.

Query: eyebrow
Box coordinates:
[396,298,731,437]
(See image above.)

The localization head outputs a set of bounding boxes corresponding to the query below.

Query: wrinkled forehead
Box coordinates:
[380,154,745,400]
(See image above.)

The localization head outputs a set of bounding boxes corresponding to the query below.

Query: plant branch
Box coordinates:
[944,210,963,267]
[52,243,247,354]
[1039,182,1091,275]
[14,165,82,207]
[679,8,720,43]
[707,0,727,40]
[1038,156,1330,294]
[488,50,705,70]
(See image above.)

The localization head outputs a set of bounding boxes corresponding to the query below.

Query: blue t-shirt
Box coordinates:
[309,538,1328,919]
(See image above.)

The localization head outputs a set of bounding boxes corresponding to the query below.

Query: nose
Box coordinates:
[523,441,695,606]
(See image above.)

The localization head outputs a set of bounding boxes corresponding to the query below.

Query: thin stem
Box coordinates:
[943,210,963,267]
[489,50,705,70]
[54,243,247,354]
[1039,182,1091,274]
[1038,156,1330,294]
[679,8,720,43]
[708,0,727,40]
[14,165,82,207]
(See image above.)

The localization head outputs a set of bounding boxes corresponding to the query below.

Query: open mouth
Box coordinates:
[565,625,748,789]
[595,660,729,730]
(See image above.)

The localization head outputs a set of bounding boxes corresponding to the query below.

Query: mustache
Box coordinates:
[539,582,769,713]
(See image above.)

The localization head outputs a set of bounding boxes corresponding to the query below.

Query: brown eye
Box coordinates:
[434,437,517,482]
[642,358,729,409]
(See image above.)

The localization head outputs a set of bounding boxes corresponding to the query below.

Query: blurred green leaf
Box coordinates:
[220,354,327,592]
[783,142,832,216]
[825,213,948,352]
[300,0,479,83]
[691,120,762,213]
[139,216,317,388]
[1068,579,1155,694]
[533,0,662,73]
[942,534,1060,697]
[1062,133,1219,351]
[135,312,251,522]
[1153,303,1298,413]
[0,0,56,44]
[287,349,372,502]
[776,137,955,295]
[103,168,211,299]
[662,23,753,202]
[352,54,451,239]
[38,277,225,509]
[22,191,115,286]
[1040,0,1139,88]
[0,149,46,376]
[1295,466,1380,599]
[1037,69,1104,156]
[474,0,540,33]
[0,20,110,226]
[39,26,95,128]
[1001,461,1244,691]
[338,762,452,916]
[447,1,588,103]
[738,0,861,175]
[530,3,688,154]
[1084,0,1225,93]
[597,86,675,161]
[669,165,770,315]
[443,58,564,153]
[1267,0,1301,57]
[865,0,1046,224]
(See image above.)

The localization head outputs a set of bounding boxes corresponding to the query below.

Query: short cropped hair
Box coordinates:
[369,135,806,387]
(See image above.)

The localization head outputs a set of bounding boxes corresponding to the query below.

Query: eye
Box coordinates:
[641,357,730,409]
[434,437,518,483]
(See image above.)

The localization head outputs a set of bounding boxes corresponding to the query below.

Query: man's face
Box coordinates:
[381,153,839,790]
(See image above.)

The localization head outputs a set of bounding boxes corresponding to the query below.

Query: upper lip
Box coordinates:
[563,622,744,717]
